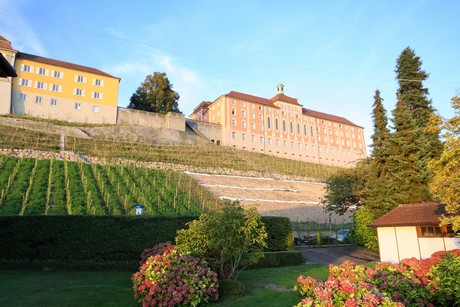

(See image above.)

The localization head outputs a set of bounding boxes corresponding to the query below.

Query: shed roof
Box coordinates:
[370,202,455,227]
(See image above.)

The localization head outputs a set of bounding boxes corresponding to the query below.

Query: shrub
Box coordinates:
[176,201,267,280]
[218,279,246,297]
[295,262,403,307]
[261,216,294,251]
[251,251,304,268]
[139,242,173,265]
[132,244,218,306]
[428,252,460,306]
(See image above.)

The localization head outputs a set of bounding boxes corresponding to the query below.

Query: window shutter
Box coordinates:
[73,88,76,95]
[100,93,103,99]
[60,72,64,79]
[59,85,62,92]
[82,90,86,96]
[43,83,48,90]
[51,70,55,77]
[92,78,95,85]
[34,81,38,88]
[45,69,49,76]
[101,80,104,86]
[91,91,95,98]
[30,66,34,73]
[83,76,87,83]
[20,64,24,71]
[74,75,78,82]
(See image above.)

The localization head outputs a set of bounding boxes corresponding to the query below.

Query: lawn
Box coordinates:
[0,264,328,307]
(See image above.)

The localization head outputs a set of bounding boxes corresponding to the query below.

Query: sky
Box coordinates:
[1,0,459,153]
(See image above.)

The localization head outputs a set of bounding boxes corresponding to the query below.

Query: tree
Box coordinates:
[370,89,390,177]
[128,72,181,113]
[175,201,267,280]
[429,96,460,232]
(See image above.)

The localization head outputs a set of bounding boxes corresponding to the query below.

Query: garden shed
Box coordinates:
[370,202,460,263]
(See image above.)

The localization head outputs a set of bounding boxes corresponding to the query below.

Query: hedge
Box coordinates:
[251,251,305,268]
[0,215,293,263]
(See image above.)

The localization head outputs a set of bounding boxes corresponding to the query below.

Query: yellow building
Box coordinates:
[193,84,366,167]
[1,35,120,124]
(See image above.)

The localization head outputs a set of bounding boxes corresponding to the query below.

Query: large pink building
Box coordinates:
[191,84,366,167]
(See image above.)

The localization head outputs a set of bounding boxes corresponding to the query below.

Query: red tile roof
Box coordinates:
[224,91,361,127]
[302,108,361,128]
[270,94,300,105]
[0,35,14,50]
[16,52,119,79]
[226,91,273,106]
[370,203,456,227]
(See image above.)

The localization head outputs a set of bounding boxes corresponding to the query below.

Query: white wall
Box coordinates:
[377,226,459,263]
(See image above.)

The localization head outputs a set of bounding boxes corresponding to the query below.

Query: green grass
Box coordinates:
[0,264,328,307]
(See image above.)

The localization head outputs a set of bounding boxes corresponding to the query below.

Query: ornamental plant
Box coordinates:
[132,244,218,306]
[428,252,460,306]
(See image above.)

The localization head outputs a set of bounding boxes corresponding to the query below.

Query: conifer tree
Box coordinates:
[369,89,390,177]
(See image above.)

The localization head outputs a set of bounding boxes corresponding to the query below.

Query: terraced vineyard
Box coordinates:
[0,156,219,216]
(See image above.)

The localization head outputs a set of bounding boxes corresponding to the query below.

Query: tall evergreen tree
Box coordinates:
[369,89,390,177]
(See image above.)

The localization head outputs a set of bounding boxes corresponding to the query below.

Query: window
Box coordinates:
[75,75,86,83]
[251,122,255,129]
[38,67,46,75]
[268,138,271,145]
[242,133,246,141]
[92,92,102,99]
[251,135,255,142]
[50,99,57,106]
[275,118,279,130]
[232,132,236,139]
[20,78,30,87]
[231,99,236,105]
[276,139,279,146]
[304,125,307,136]
[310,126,314,137]
[305,144,309,151]
[251,113,255,119]
[21,64,31,72]
[297,123,300,135]
[241,102,245,107]
[250,104,254,109]
[35,96,42,104]
[51,84,60,92]
[290,122,293,134]
[283,120,286,132]
[19,93,26,102]
[93,105,99,113]
[74,88,84,96]
[417,226,456,237]
[53,70,62,78]
[258,106,262,110]
[75,103,81,110]
[260,137,263,143]
[242,110,246,117]
[260,124,264,131]
[283,140,287,147]
[36,81,45,89]
[242,120,246,128]
[291,142,294,149]
[267,117,271,129]
[231,108,236,115]
[94,78,103,86]
[231,119,236,126]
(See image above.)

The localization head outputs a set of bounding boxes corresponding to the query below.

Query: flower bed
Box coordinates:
[295,249,460,307]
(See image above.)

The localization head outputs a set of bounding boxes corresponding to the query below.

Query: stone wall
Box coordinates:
[117,107,185,131]
[186,119,222,144]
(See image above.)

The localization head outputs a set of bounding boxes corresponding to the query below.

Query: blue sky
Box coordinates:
[1,0,459,153]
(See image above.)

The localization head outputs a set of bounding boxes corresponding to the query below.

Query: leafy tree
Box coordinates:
[128,72,181,113]
[429,96,460,232]
[175,201,267,280]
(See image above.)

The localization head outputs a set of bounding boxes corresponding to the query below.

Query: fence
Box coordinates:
[292,220,355,247]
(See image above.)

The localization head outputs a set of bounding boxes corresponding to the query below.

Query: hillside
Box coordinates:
[0,117,346,221]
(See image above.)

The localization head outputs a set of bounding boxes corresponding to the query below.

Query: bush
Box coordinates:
[251,251,304,268]
[261,216,294,251]
[218,279,246,297]
[429,252,460,306]
[132,244,218,306]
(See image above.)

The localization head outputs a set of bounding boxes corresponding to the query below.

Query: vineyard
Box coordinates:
[0,156,220,216]
[0,124,340,180]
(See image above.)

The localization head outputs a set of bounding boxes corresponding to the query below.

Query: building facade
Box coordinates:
[193,84,366,167]
[1,35,120,124]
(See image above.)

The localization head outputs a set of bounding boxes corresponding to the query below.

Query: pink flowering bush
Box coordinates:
[132,244,219,306]
[139,242,173,265]
[296,249,460,307]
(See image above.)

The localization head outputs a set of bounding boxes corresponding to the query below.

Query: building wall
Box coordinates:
[0,49,16,115]
[206,95,366,167]
[377,226,460,263]
[12,57,119,124]
[186,119,222,143]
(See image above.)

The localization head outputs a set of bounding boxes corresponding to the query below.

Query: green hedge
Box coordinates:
[0,215,293,263]
[261,216,294,251]
[251,251,304,268]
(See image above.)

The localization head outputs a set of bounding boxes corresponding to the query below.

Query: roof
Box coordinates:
[370,202,456,227]
[0,35,14,50]
[303,108,361,128]
[224,90,361,127]
[270,94,300,105]
[16,52,119,79]
[0,53,17,77]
